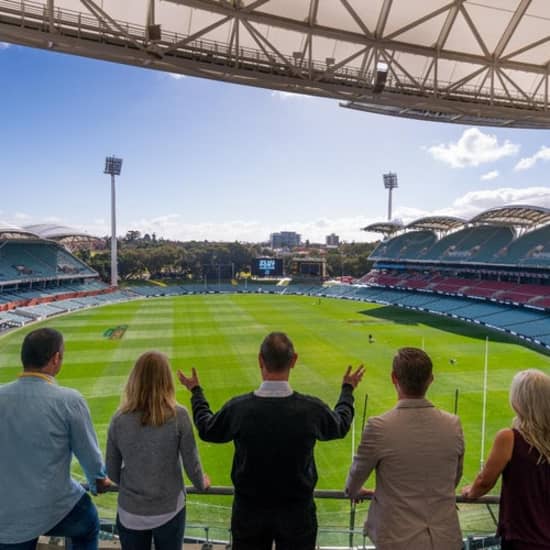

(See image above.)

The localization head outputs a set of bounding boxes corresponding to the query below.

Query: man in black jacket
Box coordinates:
[178,331,364,550]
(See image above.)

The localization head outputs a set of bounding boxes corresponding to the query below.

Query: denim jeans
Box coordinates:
[116,507,186,550]
[0,493,99,550]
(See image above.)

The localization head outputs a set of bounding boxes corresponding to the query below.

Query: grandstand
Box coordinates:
[361,205,550,350]
[0,223,117,326]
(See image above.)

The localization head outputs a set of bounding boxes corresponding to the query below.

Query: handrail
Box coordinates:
[94,484,500,505]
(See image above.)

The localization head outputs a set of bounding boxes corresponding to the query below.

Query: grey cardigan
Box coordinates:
[106,405,205,516]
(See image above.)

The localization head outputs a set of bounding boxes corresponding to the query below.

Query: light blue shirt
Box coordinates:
[0,374,106,543]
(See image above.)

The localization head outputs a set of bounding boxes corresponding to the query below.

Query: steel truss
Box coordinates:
[2,0,550,128]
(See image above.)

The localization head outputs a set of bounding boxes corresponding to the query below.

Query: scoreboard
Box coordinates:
[252,258,283,277]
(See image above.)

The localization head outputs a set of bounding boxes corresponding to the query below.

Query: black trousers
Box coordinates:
[231,499,317,550]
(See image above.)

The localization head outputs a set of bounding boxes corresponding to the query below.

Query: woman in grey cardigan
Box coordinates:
[106,351,209,550]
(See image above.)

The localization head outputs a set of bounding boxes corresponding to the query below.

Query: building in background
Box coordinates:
[326,233,340,247]
[270,231,301,249]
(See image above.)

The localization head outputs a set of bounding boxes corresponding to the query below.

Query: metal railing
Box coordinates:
[83,485,501,549]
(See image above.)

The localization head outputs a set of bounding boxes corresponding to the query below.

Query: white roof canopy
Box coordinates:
[3,0,550,127]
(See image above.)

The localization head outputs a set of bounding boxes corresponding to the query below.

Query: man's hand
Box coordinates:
[343,364,365,389]
[461,484,473,499]
[177,368,200,391]
[203,473,211,490]
[96,477,112,494]
[351,487,373,504]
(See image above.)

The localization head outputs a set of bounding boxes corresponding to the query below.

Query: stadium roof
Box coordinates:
[0,223,39,239]
[24,224,101,248]
[406,216,467,232]
[362,221,403,235]
[469,205,550,227]
[24,223,96,240]
[3,1,550,128]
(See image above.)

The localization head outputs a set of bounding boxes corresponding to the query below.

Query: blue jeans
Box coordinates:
[116,507,185,550]
[0,493,99,550]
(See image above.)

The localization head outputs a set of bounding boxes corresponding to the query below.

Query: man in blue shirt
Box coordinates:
[0,328,110,549]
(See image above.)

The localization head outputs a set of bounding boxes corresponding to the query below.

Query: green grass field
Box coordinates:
[1,294,549,544]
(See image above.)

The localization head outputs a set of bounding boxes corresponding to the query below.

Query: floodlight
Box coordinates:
[104,156,123,176]
[382,172,398,221]
[104,155,123,287]
[383,172,398,190]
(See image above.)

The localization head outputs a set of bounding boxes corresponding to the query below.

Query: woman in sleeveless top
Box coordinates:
[462,369,550,550]
[106,351,210,550]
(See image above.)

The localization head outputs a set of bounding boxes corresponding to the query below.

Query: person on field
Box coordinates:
[178,331,364,550]
[462,369,550,550]
[346,347,464,550]
[106,351,209,550]
[0,328,110,550]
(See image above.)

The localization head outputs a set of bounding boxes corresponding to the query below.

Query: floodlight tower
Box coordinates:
[383,172,398,221]
[104,156,123,287]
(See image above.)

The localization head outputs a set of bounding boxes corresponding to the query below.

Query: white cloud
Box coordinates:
[74,214,374,244]
[480,170,499,181]
[434,187,550,219]
[514,145,550,171]
[426,128,519,168]
[0,42,10,50]
[7,187,550,244]
[168,73,186,80]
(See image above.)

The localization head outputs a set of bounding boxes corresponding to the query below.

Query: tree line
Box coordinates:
[75,231,378,281]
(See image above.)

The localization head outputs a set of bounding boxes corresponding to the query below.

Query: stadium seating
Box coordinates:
[0,241,96,282]
[422,226,515,262]
[370,231,437,260]
[496,225,550,267]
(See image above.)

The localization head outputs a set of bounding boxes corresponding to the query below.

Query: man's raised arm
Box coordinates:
[316,365,365,441]
[178,368,235,443]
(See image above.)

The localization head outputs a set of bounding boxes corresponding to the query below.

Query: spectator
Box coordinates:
[346,347,464,550]
[178,331,364,550]
[0,328,109,549]
[106,351,209,550]
[462,369,550,550]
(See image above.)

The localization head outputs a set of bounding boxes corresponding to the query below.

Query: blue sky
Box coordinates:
[1,42,550,243]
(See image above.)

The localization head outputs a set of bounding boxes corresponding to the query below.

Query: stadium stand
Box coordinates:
[359,205,550,350]
[494,224,550,267]
[0,241,96,282]
[370,230,437,260]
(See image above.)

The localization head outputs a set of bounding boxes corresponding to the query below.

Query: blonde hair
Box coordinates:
[510,369,550,464]
[119,351,177,426]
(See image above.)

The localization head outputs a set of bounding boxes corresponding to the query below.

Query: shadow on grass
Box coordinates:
[360,306,549,354]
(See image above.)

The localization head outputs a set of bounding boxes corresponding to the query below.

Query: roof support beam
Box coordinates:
[493,0,531,58]
[459,3,490,58]
[339,0,372,39]
[80,0,147,52]
[436,1,462,50]
[375,0,393,38]
[163,15,232,54]
[387,2,454,42]
[47,0,55,33]
[165,0,548,75]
